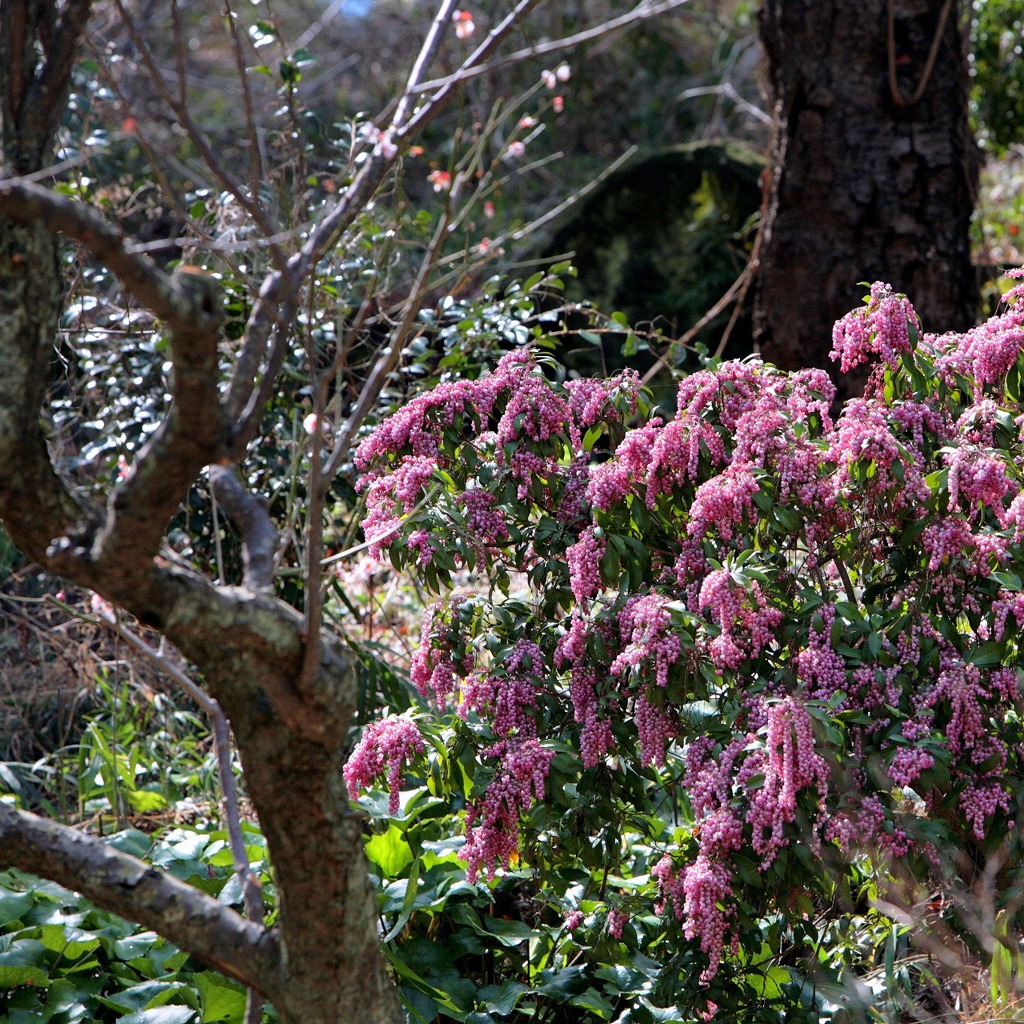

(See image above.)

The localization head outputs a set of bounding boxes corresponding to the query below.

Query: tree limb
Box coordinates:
[90,267,228,567]
[209,464,279,591]
[0,176,208,326]
[0,803,283,995]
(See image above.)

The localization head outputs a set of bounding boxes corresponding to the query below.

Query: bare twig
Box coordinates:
[112,0,285,269]
[640,209,764,384]
[91,605,266,930]
[391,0,460,130]
[326,203,453,471]
[408,0,693,102]
[223,0,267,196]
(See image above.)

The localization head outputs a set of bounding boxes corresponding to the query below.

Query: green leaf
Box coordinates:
[0,889,33,924]
[383,856,421,942]
[115,1009,196,1024]
[365,824,415,878]
[195,971,246,1023]
[385,948,467,1019]
[968,641,1004,668]
[98,981,189,1013]
[0,939,49,987]
[571,987,615,1018]
[478,979,530,1016]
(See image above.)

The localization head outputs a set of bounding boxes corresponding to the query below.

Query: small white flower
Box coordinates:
[376,132,398,159]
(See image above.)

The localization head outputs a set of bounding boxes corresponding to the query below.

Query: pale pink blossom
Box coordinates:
[428,169,452,192]
[452,10,475,39]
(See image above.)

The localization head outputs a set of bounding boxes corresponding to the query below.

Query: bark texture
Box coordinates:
[0,5,402,1023]
[755,0,978,393]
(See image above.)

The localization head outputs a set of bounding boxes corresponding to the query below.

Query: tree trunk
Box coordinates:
[755,0,978,392]
[0,4,403,1022]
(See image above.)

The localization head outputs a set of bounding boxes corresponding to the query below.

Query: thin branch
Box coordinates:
[391,0,459,130]
[208,465,279,591]
[641,217,762,384]
[407,0,692,102]
[94,608,266,930]
[112,0,285,269]
[0,803,282,994]
[401,0,550,139]
[223,0,267,194]
[171,0,189,110]
[229,279,304,452]
[326,203,452,471]
[834,557,858,605]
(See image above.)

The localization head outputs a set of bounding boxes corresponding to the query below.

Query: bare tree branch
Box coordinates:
[407,0,693,102]
[0,176,202,323]
[400,0,549,138]
[0,803,283,994]
[391,0,459,130]
[94,608,266,929]
[112,0,285,267]
[91,268,228,567]
[209,464,279,591]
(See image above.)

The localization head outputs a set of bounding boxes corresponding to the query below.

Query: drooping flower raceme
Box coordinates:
[343,716,426,816]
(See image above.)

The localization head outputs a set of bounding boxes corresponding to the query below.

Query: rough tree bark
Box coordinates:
[0,2,692,1021]
[755,0,978,392]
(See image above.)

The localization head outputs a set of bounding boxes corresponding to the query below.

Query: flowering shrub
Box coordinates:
[348,276,1024,1016]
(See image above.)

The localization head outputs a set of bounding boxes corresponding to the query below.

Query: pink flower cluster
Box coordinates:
[658,851,736,984]
[410,602,461,710]
[830,281,920,373]
[960,779,1012,840]
[459,639,543,739]
[935,308,1024,391]
[566,526,605,604]
[557,618,617,768]
[606,908,629,940]
[564,368,641,429]
[461,738,554,883]
[923,652,987,757]
[745,698,830,869]
[361,455,437,559]
[794,604,847,702]
[697,570,782,672]
[457,487,510,548]
[945,446,1009,513]
[611,594,681,690]
[688,467,759,542]
[343,715,426,815]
